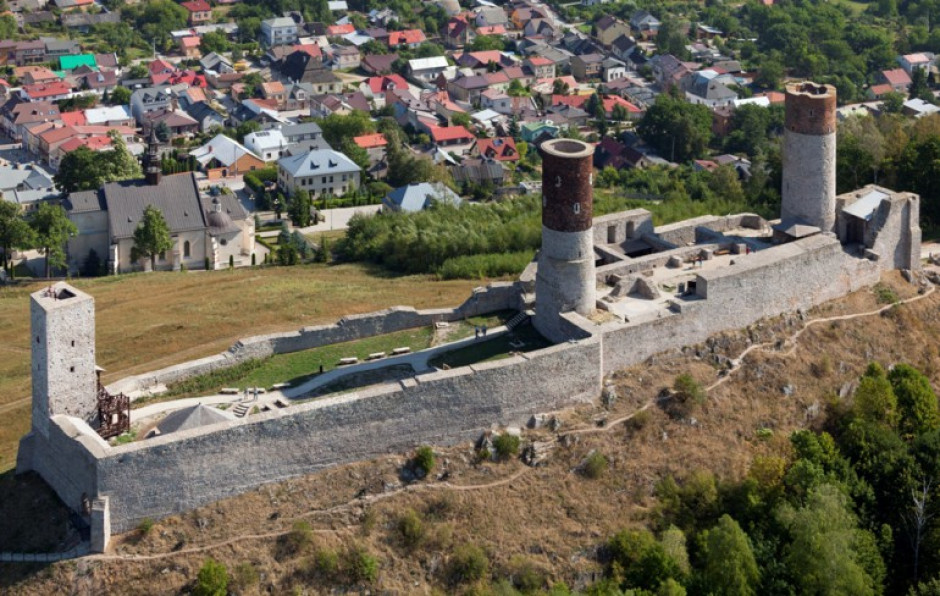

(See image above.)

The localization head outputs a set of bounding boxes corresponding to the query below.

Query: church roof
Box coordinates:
[102,173,207,240]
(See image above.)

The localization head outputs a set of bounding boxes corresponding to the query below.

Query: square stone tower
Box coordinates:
[30,283,98,437]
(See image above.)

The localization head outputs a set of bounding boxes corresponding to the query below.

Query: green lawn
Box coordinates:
[144,326,435,404]
[429,323,551,370]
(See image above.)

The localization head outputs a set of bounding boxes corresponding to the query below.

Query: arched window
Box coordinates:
[183,241,191,258]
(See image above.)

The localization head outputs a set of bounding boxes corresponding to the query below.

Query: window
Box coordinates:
[159,250,166,261]
[220,238,228,246]
[573,203,581,214]
[183,240,191,258]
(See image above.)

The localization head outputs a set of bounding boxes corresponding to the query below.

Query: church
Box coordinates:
[65,131,255,274]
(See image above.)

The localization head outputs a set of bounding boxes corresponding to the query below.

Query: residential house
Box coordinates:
[13,41,45,66]
[181,0,211,26]
[361,53,399,75]
[594,15,631,47]
[368,7,397,26]
[261,17,299,47]
[545,103,589,127]
[898,52,934,75]
[326,23,355,36]
[42,39,81,62]
[476,136,518,162]
[21,81,73,102]
[683,69,738,107]
[903,97,940,118]
[451,156,505,186]
[602,58,627,82]
[443,16,475,49]
[61,10,120,32]
[524,56,555,79]
[649,54,690,89]
[429,125,475,155]
[185,101,226,132]
[144,109,200,138]
[65,170,254,273]
[571,53,604,81]
[280,51,343,92]
[179,36,201,59]
[520,121,559,143]
[630,10,660,37]
[408,56,451,84]
[474,6,509,28]
[877,68,912,93]
[447,75,490,103]
[382,182,460,212]
[282,82,315,110]
[261,81,287,107]
[387,29,426,49]
[16,66,59,85]
[330,44,361,70]
[190,133,265,179]
[594,137,651,170]
[277,149,361,197]
[84,105,134,127]
[244,129,289,161]
[130,86,172,123]
[200,52,234,74]
[74,70,117,95]
[0,98,60,142]
[352,132,387,167]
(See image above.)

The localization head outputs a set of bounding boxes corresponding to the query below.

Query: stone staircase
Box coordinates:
[506,311,531,331]
[232,403,251,417]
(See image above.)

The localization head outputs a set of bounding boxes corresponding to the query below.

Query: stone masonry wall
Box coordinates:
[94,338,601,532]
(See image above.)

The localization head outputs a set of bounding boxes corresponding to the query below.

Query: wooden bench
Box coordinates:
[338,357,359,365]
[391,347,411,355]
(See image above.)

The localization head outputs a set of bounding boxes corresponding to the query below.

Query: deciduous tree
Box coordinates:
[131,205,173,271]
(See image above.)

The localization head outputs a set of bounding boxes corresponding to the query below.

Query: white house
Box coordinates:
[261,17,298,47]
[244,129,289,162]
[408,56,451,83]
[277,149,361,197]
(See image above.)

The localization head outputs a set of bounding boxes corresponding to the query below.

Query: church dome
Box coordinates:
[206,198,239,235]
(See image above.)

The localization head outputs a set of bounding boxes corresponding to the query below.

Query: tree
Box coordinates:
[853,362,898,427]
[0,201,33,272]
[54,131,142,193]
[318,111,375,147]
[586,93,604,119]
[881,91,905,114]
[193,558,228,596]
[340,138,370,171]
[889,364,940,436]
[469,35,505,51]
[778,483,876,596]
[288,190,312,227]
[30,203,77,277]
[911,67,933,102]
[154,121,171,143]
[755,56,785,90]
[698,515,760,596]
[606,528,683,590]
[199,30,232,54]
[108,85,131,106]
[131,206,173,271]
[637,89,712,163]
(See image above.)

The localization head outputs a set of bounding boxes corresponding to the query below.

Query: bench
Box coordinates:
[338,357,359,365]
[391,347,411,355]
[220,388,239,395]
[367,352,386,360]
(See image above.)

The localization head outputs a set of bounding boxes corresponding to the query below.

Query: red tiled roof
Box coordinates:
[388,29,426,46]
[60,111,86,127]
[603,95,641,114]
[476,25,507,35]
[292,43,322,58]
[526,56,552,66]
[181,36,201,48]
[551,94,588,108]
[262,81,285,94]
[366,74,408,94]
[23,81,72,99]
[59,135,112,153]
[476,136,518,161]
[327,23,356,35]
[869,83,894,96]
[353,133,387,148]
[149,58,175,74]
[429,125,474,142]
[181,0,210,12]
[882,68,912,86]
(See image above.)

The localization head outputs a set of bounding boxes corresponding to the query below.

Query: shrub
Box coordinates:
[582,451,609,479]
[437,250,535,280]
[492,433,521,461]
[874,283,899,305]
[232,562,259,591]
[449,544,490,585]
[276,521,314,559]
[667,374,706,419]
[314,548,339,580]
[137,518,154,535]
[342,544,378,584]
[193,558,228,596]
[396,509,426,550]
[413,445,435,477]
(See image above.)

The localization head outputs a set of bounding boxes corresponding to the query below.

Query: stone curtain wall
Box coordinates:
[94,338,602,532]
[108,283,522,396]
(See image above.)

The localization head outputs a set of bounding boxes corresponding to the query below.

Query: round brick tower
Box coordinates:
[781,81,837,232]
[534,139,596,342]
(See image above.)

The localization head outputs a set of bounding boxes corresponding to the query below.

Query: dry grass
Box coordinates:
[0,263,482,471]
[3,272,937,594]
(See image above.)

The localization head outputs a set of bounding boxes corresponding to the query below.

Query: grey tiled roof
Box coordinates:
[103,173,206,239]
[64,189,105,213]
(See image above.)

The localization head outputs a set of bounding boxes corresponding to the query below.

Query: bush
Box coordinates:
[667,374,706,419]
[413,445,435,477]
[874,283,899,305]
[232,562,259,591]
[581,451,609,479]
[193,558,228,596]
[492,433,521,461]
[396,509,426,550]
[276,521,314,559]
[437,250,535,280]
[342,544,378,584]
[137,518,154,535]
[313,548,339,580]
[449,544,490,585]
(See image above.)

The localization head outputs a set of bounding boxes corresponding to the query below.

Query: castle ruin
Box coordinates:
[16,82,922,552]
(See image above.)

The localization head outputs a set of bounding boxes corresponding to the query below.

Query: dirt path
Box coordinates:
[83,281,940,563]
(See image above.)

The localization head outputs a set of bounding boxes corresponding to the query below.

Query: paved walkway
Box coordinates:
[131,325,509,424]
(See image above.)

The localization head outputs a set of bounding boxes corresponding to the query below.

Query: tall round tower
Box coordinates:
[534,139,596,342]
[781,81,837,232]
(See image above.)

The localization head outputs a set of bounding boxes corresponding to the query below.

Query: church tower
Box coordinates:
[144,127,162,186]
